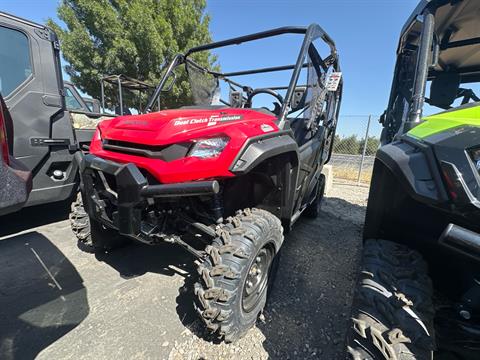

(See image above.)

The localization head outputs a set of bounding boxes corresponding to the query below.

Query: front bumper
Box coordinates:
[78,153,219,238]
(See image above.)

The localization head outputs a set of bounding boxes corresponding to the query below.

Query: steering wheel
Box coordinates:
[246,89,284,114]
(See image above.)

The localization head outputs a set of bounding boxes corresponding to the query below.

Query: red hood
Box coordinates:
[100,108,277,146]
[91,107,279,184]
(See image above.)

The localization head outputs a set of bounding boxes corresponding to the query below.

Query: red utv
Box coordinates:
[70,25,342,342]
[0,94,31,216]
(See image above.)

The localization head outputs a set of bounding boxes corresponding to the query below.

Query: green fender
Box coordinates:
[408,104,480,139]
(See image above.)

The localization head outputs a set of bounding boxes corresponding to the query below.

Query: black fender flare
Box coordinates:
[229,131,300,222]
[229,131,299,174]
[375,137,447,205]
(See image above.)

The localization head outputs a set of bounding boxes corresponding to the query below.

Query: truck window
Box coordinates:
[84,99,94,112]
[64,87,83,110]
[0,26,32,97]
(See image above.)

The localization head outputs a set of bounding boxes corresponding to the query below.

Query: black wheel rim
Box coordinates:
[242,245,274,313]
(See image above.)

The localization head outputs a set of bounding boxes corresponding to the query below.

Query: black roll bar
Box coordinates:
[185,26,307,56]
[145,24,341,126]
[279,23,339,128]
[406,9,435,128]
[220,63,309,78]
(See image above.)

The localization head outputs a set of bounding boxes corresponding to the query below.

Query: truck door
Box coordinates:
[0,12,77,206]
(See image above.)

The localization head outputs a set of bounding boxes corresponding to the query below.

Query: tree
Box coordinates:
[365,136,380,156]
[48,0,215,110]
[332,134,380,156]
[333,134,361,155]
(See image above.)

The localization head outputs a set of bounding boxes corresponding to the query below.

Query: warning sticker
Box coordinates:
[325,72,342,91]
[260,124,274,133]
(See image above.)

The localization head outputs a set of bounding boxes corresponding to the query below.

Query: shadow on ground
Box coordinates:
[95,241,196,280]
[85,233,217,347]
[0,231,88,359]
[0,201,70,237]
[93,240,213,341]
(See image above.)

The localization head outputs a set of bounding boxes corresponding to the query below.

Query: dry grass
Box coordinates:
[332,165,373,184]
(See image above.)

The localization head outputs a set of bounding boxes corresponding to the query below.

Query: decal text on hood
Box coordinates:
[174,114,243,127]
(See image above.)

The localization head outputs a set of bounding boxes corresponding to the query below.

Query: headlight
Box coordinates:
[188,136,229,159]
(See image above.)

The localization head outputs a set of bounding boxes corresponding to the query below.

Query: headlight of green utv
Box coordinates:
[187,136,229,159]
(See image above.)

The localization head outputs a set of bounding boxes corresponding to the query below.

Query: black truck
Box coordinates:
[0,11,110,208]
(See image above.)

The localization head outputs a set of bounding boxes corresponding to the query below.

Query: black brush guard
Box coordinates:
[77,153,219,239]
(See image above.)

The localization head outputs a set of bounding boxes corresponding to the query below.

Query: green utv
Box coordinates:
[346,1,480,359]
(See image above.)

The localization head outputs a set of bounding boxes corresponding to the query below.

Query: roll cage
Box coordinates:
[383,0,480,143]
[100,74,157,115]
[145,24,342,131]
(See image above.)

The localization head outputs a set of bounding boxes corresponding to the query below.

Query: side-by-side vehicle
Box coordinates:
[347,1,480,359]
[70,24,342,341]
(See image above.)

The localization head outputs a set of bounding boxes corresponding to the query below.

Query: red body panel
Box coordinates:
[90,108,279,183]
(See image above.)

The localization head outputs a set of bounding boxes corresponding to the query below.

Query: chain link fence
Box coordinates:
[330,115,382,184]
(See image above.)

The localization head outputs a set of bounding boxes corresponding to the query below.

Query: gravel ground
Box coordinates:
[169,181,369,360]
[0,181,369,360]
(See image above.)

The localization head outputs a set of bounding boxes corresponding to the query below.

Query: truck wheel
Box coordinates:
[69,193,131,252]
[347,239,435,359]
[304,175,325,219]
[194,208,283,342]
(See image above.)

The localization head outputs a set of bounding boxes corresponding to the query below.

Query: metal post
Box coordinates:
[100,79,105,113]
[117,76,123,115]
[357,115,372,184]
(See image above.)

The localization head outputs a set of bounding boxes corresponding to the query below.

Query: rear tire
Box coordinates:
[304,175,325,219]
[194,208,283,342]
[346,239,435,359]
[69,193,131,252]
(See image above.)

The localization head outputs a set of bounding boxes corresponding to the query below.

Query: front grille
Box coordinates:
[102,139,190,161]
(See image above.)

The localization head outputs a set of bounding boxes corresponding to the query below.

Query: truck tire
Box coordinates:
[347,239,435,360]
[70,193,131,252]
[195,208,283,342]
[304,175,326,219]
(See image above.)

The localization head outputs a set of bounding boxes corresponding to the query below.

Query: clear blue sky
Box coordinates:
[0,0,419,136]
